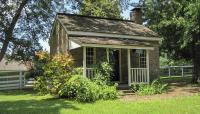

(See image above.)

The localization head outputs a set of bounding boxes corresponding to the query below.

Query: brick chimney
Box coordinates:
[130,7,142,24]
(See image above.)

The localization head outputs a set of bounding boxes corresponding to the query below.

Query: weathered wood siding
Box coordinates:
[50,21,69,56]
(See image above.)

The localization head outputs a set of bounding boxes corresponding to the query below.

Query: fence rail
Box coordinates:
[160,65,193,77]
[0,71,25,90]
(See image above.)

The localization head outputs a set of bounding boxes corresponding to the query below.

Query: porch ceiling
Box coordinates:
[69,36,154,49]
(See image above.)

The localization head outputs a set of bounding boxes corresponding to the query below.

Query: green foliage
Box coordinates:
[144,0,200,60]
[34,76,48,95]
[72,67,83,75]
[137,84,156,95]
[131,79,168,95]
[34,54,118,102]
[130,84,140,93]
[160,56,191,66]
[59,75,118,102]
[28,51,50,78]
[99,84,118,100]
[34,54,74,96]
[59,75,100,102]
[79,0,122,18]
[144,0,200,82]
[94,61,113,84]
[0,0,60,62]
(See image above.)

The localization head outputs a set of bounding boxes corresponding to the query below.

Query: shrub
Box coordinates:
[34,54,118,102]
[34,76,48,95]
[72,67,83,75]
[27,51,50,78]
[131,79,168,95]
[151,79,168,94]
[59,75,118,102]
[92,61,113,84]
[137,83,156,95]
[34,53,74,95]
[130,84,140,93]
[59,75,99,102]
[99,84,118,100]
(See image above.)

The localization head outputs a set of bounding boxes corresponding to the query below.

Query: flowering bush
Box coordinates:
[34,53,74,96]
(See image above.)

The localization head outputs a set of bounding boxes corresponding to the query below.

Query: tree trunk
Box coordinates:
[0,0,28,62]
[192,44,200,83]
[0,34,12,61]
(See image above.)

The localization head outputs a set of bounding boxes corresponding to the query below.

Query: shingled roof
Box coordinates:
[69,36,153,47]
[57,13,159,38]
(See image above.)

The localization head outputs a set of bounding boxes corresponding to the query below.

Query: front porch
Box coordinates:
[81,46,151,86]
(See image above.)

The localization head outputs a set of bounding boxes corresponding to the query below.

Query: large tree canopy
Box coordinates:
[0,0,60,62]
[79,0,122,18]
[144,0,200,83]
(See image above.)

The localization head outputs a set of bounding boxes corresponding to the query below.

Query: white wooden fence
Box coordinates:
[0,71,25,90]
[160,65,193,77]
[130,68,149,84]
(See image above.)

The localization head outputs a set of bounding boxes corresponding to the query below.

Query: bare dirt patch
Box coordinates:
[121,83,200,101]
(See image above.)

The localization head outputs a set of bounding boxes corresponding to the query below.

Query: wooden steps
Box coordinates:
[117,84,130,90]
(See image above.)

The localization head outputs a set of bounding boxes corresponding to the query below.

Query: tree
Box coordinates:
[143,0,200,83]
[79,0,122,18]
[0,0,53,62]
[0,0,79,62]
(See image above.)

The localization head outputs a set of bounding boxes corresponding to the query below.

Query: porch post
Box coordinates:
[146,50,150,84]
[127,49,131,86]
[83,47,86,77]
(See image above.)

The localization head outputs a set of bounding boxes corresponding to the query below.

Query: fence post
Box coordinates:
[168,66,171,77]
[24,72,26,86]
[181,67,184,77]
[19,71,22,89]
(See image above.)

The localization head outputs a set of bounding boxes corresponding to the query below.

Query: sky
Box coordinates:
[40,0,139,52]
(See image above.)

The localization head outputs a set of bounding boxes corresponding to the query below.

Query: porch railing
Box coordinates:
[130,68,149,84]
[86,68,96,79]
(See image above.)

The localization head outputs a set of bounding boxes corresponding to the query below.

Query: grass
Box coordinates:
[0,90,200,114]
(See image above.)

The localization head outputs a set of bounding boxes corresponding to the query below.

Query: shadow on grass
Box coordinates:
[0,90,80,114]
[0,98,80,114]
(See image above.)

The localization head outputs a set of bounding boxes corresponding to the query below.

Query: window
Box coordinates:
[86,48,96,67]
[138,50,146,68]
[131,49,146,68]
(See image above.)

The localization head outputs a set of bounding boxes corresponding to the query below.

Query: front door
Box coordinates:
[109,49,120,82]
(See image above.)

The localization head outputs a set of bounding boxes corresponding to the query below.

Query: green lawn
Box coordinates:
[0,90,200,114]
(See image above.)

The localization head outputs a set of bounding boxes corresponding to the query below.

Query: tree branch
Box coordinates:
[8,0,28,33]
[0,0,28,61]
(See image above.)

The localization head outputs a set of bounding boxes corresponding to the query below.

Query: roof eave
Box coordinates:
[81,43,154,50]
[67,31,161,41]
